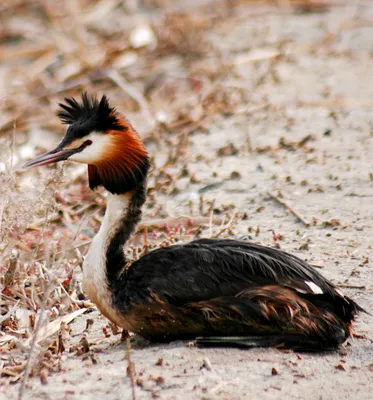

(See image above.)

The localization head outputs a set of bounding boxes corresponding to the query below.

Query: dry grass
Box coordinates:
[0,0,339,396]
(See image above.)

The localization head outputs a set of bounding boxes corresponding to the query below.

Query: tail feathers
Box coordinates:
[350,299,369,316]
[196,334,345,351]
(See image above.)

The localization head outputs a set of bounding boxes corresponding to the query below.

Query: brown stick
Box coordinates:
[4,249,19,288]
[26,213,62,229]
[212,213,239,238]
[137,216,224,232]
[337,284,366,290]
[310,263,324,269]
[106,69,156,130]
[126,337,136,400]
[235,103,271,114]
[267,192,310,227]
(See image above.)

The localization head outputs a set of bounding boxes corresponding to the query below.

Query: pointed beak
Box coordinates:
[22,141,88,169]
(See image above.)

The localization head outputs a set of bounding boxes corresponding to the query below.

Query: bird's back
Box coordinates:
[110,238,362,349]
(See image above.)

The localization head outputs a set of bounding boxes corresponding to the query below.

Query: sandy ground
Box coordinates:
[2,1,373,399]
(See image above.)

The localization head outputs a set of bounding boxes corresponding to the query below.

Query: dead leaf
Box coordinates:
[25,308,87,347]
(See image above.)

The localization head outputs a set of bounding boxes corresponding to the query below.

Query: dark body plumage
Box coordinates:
[24,93,364,352]
[112,238,362,350]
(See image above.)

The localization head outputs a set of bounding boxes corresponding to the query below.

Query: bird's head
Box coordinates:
[23,93,150,194]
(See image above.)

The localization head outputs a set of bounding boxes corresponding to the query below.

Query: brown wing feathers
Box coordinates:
[111,238,361,348]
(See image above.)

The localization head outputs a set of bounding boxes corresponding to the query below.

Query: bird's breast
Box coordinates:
[82,239,130,329]
[82,276,127,328]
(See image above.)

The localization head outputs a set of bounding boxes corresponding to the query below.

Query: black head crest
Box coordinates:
[57,93,124,133]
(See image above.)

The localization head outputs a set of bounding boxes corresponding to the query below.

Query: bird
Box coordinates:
[23,93,364,351]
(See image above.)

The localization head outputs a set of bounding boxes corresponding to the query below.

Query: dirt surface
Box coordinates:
[1,1,373,399]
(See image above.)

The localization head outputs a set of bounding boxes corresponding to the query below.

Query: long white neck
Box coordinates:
[81,186,146,326]
[83,193,132,293]
[97,193,132,248]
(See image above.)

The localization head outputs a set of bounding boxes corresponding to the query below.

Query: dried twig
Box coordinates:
[0,300,20,324]
[337,284,366,290]
[0,199,5,238]
[26,213,62,230]
[267,192,310,227]
[18,307,48,400]
[311,263,324,269]
[18,187,62,400]
[4,249,20,288]
[24,308,87,347]
[212,213,240,238]
[126,337,136,400]
[235,103,271,115]
[106,69,156,129]
[137,215,224,232]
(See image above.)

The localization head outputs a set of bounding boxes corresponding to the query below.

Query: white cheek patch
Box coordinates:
[305,281,323,294]
[68,132,113,164]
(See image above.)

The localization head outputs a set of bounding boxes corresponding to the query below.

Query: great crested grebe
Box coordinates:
[24,93,364,350]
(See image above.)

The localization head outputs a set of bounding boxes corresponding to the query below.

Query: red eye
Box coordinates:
[84,140,93,146]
